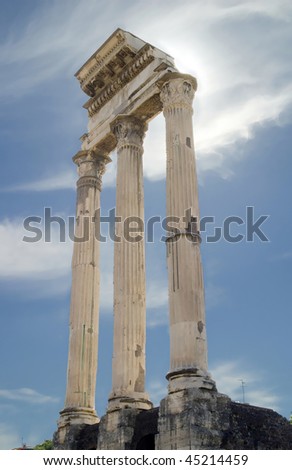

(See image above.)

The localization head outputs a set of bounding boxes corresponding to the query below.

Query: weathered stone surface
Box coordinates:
[223,402,292,450]
[56,151,110,446]
[161,73,215,393]
[56,29,292,452]
[156,390,231,450]
[156,391,292,450]
[97,409,144,450]
[132,408,159,450]
[57,28,173,445]
[108,116,152,412]
[53,423,96,450]
[76,28,177,155]
[71,424,100,450]
[59,400,292,450]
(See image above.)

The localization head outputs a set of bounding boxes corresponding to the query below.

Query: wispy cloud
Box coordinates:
[2,157,117,193]
[0,0,119,98]
[0,215,168,308]
[210,360,280,411]
[148,380,168,406]
[99,239,169,317]
[0,218,72,280]
[1,0,291,185]
[147,310,168,328]
[131,0,292,178]
[0,423,21,450]
[272,251,292,261]
[148,358,282,411]
[0,388,59,404]
[5,169,76,192]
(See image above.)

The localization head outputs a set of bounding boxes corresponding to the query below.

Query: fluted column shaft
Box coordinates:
[58,150,110,437]
[108,116,152,411]
[160,73,215,392]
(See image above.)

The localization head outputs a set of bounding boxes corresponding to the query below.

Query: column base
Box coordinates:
[55,407,99,448]
[166,367,217,394]
[156,388,231,450]
[97,407,148,450]
[107,392,153,412]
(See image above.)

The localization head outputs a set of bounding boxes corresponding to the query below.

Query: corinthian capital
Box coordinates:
[73,150,110,178]
[111,115,148,152]
[159,72,197,111]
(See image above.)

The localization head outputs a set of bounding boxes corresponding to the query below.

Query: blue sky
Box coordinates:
[0,0,291,449]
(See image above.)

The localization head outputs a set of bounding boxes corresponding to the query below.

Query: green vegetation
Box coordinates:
[33,439,53,450]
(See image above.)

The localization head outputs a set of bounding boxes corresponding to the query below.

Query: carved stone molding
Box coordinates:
[111,116,148,152]
[77,31,126,96]
[86,45,155,116]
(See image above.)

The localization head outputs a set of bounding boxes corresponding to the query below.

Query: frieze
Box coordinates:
[86,45,155,116]
[76,31,126,96]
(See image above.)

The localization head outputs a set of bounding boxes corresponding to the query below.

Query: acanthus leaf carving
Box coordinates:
[111,116,147,152]
[160,77,195,111]
[73,150,111,183]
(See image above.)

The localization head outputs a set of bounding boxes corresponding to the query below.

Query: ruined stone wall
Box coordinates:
[57,400,292,450]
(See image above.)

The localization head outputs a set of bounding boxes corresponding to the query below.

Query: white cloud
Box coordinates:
[0,0,118,97]
[195,85,292,177]
[210,360,280,410]
[99,271,114,311]
[147,281,168,310]
[272,251,292,261]
[146,281,168,327]
[1,0,291,186]
[3,157,117,194]
[0,218,72,280]
[99,238,169,317]
[16,276,72,300]
[148,358,281,411]
[143,115,167,182]
[103,152,117,188]
[6,169,76,192]
[0,215,168,309]
[130,0,292,178]
[0,388,59,404]
[148,380,168,406]
[0,423,21,450]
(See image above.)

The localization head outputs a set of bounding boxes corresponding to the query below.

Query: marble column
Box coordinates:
[108,115,152,411]
[57,149,110,442]
[160,73,215,392]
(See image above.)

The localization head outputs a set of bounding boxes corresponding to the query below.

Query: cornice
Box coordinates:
[75,29,127,96]
[84,44,155,117]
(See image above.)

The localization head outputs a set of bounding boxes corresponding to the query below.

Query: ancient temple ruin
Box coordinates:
[54,29,292,450]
